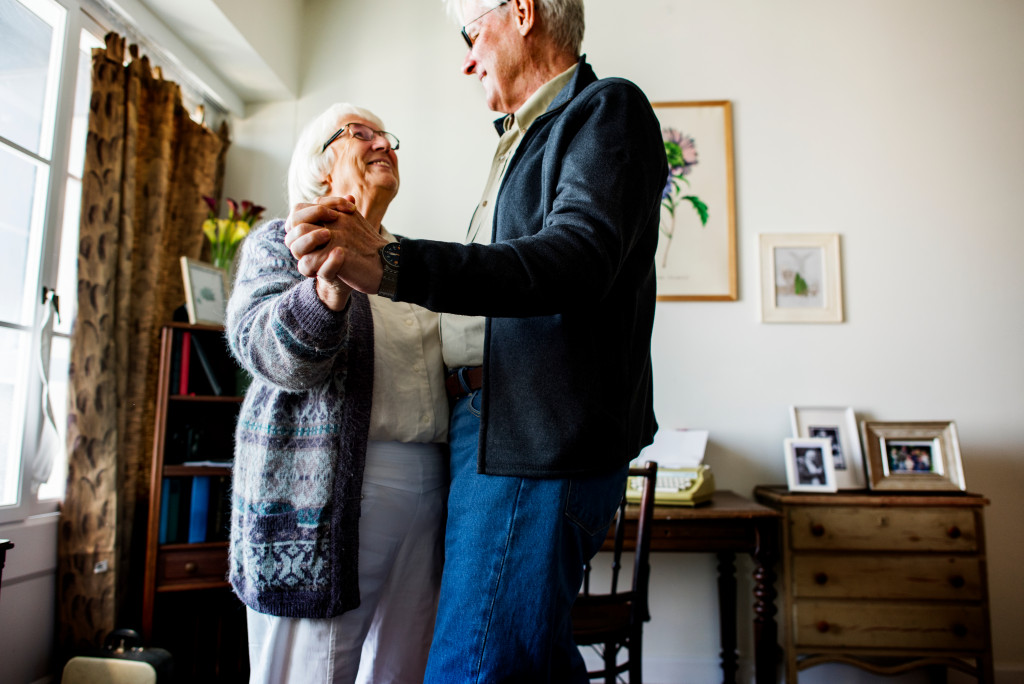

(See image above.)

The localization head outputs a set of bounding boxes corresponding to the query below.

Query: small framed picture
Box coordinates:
[861,421,966,492]
[180,257,227,325]
[784,437,838,493]
[759,233,843,323]
[789,406,866,490]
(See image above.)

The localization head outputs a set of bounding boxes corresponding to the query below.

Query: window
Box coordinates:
[0,0,103,521]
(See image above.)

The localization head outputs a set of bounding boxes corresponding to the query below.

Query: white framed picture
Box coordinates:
[784,437,838,493]
[789,406,866,490]
[180,256,227,325]
[759,233,843,323]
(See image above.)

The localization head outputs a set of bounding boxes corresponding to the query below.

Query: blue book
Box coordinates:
[187,476,211,543]
[158,478,171,544]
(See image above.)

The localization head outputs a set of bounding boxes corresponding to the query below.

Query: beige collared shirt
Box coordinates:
[367,229,449,443]
[440,63,578,369]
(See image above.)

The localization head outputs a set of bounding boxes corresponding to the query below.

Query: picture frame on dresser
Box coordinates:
[861,420,966,491]
[784,437,837,493]
[789,406,866,489]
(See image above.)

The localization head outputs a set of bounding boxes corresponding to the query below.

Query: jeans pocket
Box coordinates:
[563,465,629,537]
[467,389,483,418]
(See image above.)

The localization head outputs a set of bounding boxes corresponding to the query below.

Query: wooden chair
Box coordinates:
[572,461,658,683]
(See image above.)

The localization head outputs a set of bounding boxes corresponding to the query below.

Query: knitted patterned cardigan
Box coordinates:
[225,218,374,619]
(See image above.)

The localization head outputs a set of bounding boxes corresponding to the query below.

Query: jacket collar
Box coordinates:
[491,55,596,136]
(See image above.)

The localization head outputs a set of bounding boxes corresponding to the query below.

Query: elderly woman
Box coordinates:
[226,104,448,684]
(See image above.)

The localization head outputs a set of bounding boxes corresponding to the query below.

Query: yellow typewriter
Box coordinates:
[626,429,716,507]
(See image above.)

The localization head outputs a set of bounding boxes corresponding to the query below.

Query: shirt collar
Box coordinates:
[495,63,579,136]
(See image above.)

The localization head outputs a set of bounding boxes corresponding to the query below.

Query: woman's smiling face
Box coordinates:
[324,117,399,206]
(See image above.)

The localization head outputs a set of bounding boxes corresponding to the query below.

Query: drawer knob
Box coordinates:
[814,572,829,585]
[952,623,968,638]
[947,525,962,539]
[184,561,198,574]
[816,621,830,633]
[810,523,826,537]
[949,575,966,589]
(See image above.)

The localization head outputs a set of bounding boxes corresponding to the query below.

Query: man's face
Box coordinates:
[460,0,525,113]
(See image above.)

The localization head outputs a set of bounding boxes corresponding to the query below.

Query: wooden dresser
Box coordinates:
[754,486,993,683]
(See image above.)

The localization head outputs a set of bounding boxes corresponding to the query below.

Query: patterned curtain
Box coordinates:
[57,32,229,651]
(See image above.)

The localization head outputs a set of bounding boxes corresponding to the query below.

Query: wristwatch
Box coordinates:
[378,241,401,299]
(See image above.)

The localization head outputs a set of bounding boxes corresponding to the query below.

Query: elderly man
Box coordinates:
[286,0,666,680]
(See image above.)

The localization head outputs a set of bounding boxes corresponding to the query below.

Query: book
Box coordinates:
[206,475,232,543]
[158,478,171,544]
[163,478,182,544]
[169,332,183,396]
[179,331,192,395]
[190,334,223,396]
[188,475,212,543]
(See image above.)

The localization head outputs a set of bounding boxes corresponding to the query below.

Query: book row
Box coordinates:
[158,475,231,545]
[169,330,251,397]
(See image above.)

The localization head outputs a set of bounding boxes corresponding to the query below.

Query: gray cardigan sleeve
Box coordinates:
[225,219,355,391]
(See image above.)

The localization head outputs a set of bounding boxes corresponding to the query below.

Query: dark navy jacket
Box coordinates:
[397,57,667,477]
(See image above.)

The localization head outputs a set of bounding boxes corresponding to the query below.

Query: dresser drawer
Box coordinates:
[788,506,978,552]
[792,554,983,600]
[793,599,987,650]
[157,545,229,587]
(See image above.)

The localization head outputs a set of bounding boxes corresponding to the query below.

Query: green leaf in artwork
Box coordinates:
[683,195,709,225]
[794,272,808,295]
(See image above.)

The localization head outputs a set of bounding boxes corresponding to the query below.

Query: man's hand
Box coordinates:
[285,196,388,294]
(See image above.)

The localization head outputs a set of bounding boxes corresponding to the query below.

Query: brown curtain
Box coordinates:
[57,32,229,652]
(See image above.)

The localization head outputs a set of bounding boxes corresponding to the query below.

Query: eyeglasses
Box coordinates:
[322,122,400,153]
[461,0,510,49]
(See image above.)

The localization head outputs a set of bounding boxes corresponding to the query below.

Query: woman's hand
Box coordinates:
[285,197,387,294]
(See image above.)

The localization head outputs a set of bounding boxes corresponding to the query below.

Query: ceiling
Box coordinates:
[105,0,301,113]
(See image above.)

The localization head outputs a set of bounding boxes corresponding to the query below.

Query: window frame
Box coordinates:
[0,0,106,524]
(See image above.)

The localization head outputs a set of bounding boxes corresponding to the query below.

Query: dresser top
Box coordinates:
[754,485,988,507]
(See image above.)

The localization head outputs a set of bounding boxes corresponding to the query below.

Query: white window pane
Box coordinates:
[0,145,49,326]
[0,0,66,157]
[36,334,68,501]
[67,29,103,178]
[54,176,80,335]
[0,329,30,507]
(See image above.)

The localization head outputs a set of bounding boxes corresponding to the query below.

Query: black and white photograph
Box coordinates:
[789,406,865,489]
[784,437,837,493]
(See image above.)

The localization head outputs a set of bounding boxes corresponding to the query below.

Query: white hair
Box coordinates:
[287,103,387,208]
[442,0,584,56]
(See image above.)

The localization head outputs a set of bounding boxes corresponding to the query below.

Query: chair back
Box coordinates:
[574,461,658,683]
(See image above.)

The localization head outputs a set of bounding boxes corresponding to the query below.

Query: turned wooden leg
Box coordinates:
[717,551,738,684]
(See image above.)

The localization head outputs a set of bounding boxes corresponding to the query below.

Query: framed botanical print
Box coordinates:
[652,101,737,301]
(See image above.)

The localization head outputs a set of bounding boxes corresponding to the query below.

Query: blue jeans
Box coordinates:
[423,391,628,683]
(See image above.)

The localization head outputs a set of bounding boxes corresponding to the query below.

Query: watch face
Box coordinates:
[380,242,401,267]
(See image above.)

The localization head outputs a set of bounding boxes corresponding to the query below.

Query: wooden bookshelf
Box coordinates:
[141,323,249,681]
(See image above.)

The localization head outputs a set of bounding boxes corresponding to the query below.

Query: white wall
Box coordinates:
[224,0,1024,681]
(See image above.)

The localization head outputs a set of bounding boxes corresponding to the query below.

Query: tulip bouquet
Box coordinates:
[201,196,265,271]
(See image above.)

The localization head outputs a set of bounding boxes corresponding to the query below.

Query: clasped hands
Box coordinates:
[284,196,388,310]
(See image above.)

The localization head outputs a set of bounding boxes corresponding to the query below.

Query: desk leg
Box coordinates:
[716,551,738,684]
[753,524,779,684]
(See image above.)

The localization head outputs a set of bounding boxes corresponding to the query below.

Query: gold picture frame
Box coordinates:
[861,421,966,492]
[180,257,227,325]
[652,101,737,301]
[759,233,843,323]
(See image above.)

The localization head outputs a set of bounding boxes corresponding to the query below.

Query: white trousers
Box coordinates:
[247,441,448,684]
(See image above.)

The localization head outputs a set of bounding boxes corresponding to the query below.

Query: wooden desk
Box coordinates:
[605,490,782,684]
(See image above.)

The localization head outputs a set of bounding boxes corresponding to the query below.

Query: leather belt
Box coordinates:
[445,366,483,400]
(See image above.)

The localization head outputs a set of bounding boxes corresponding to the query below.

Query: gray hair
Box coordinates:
[443,0,584,57]
[287,103,386,208]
